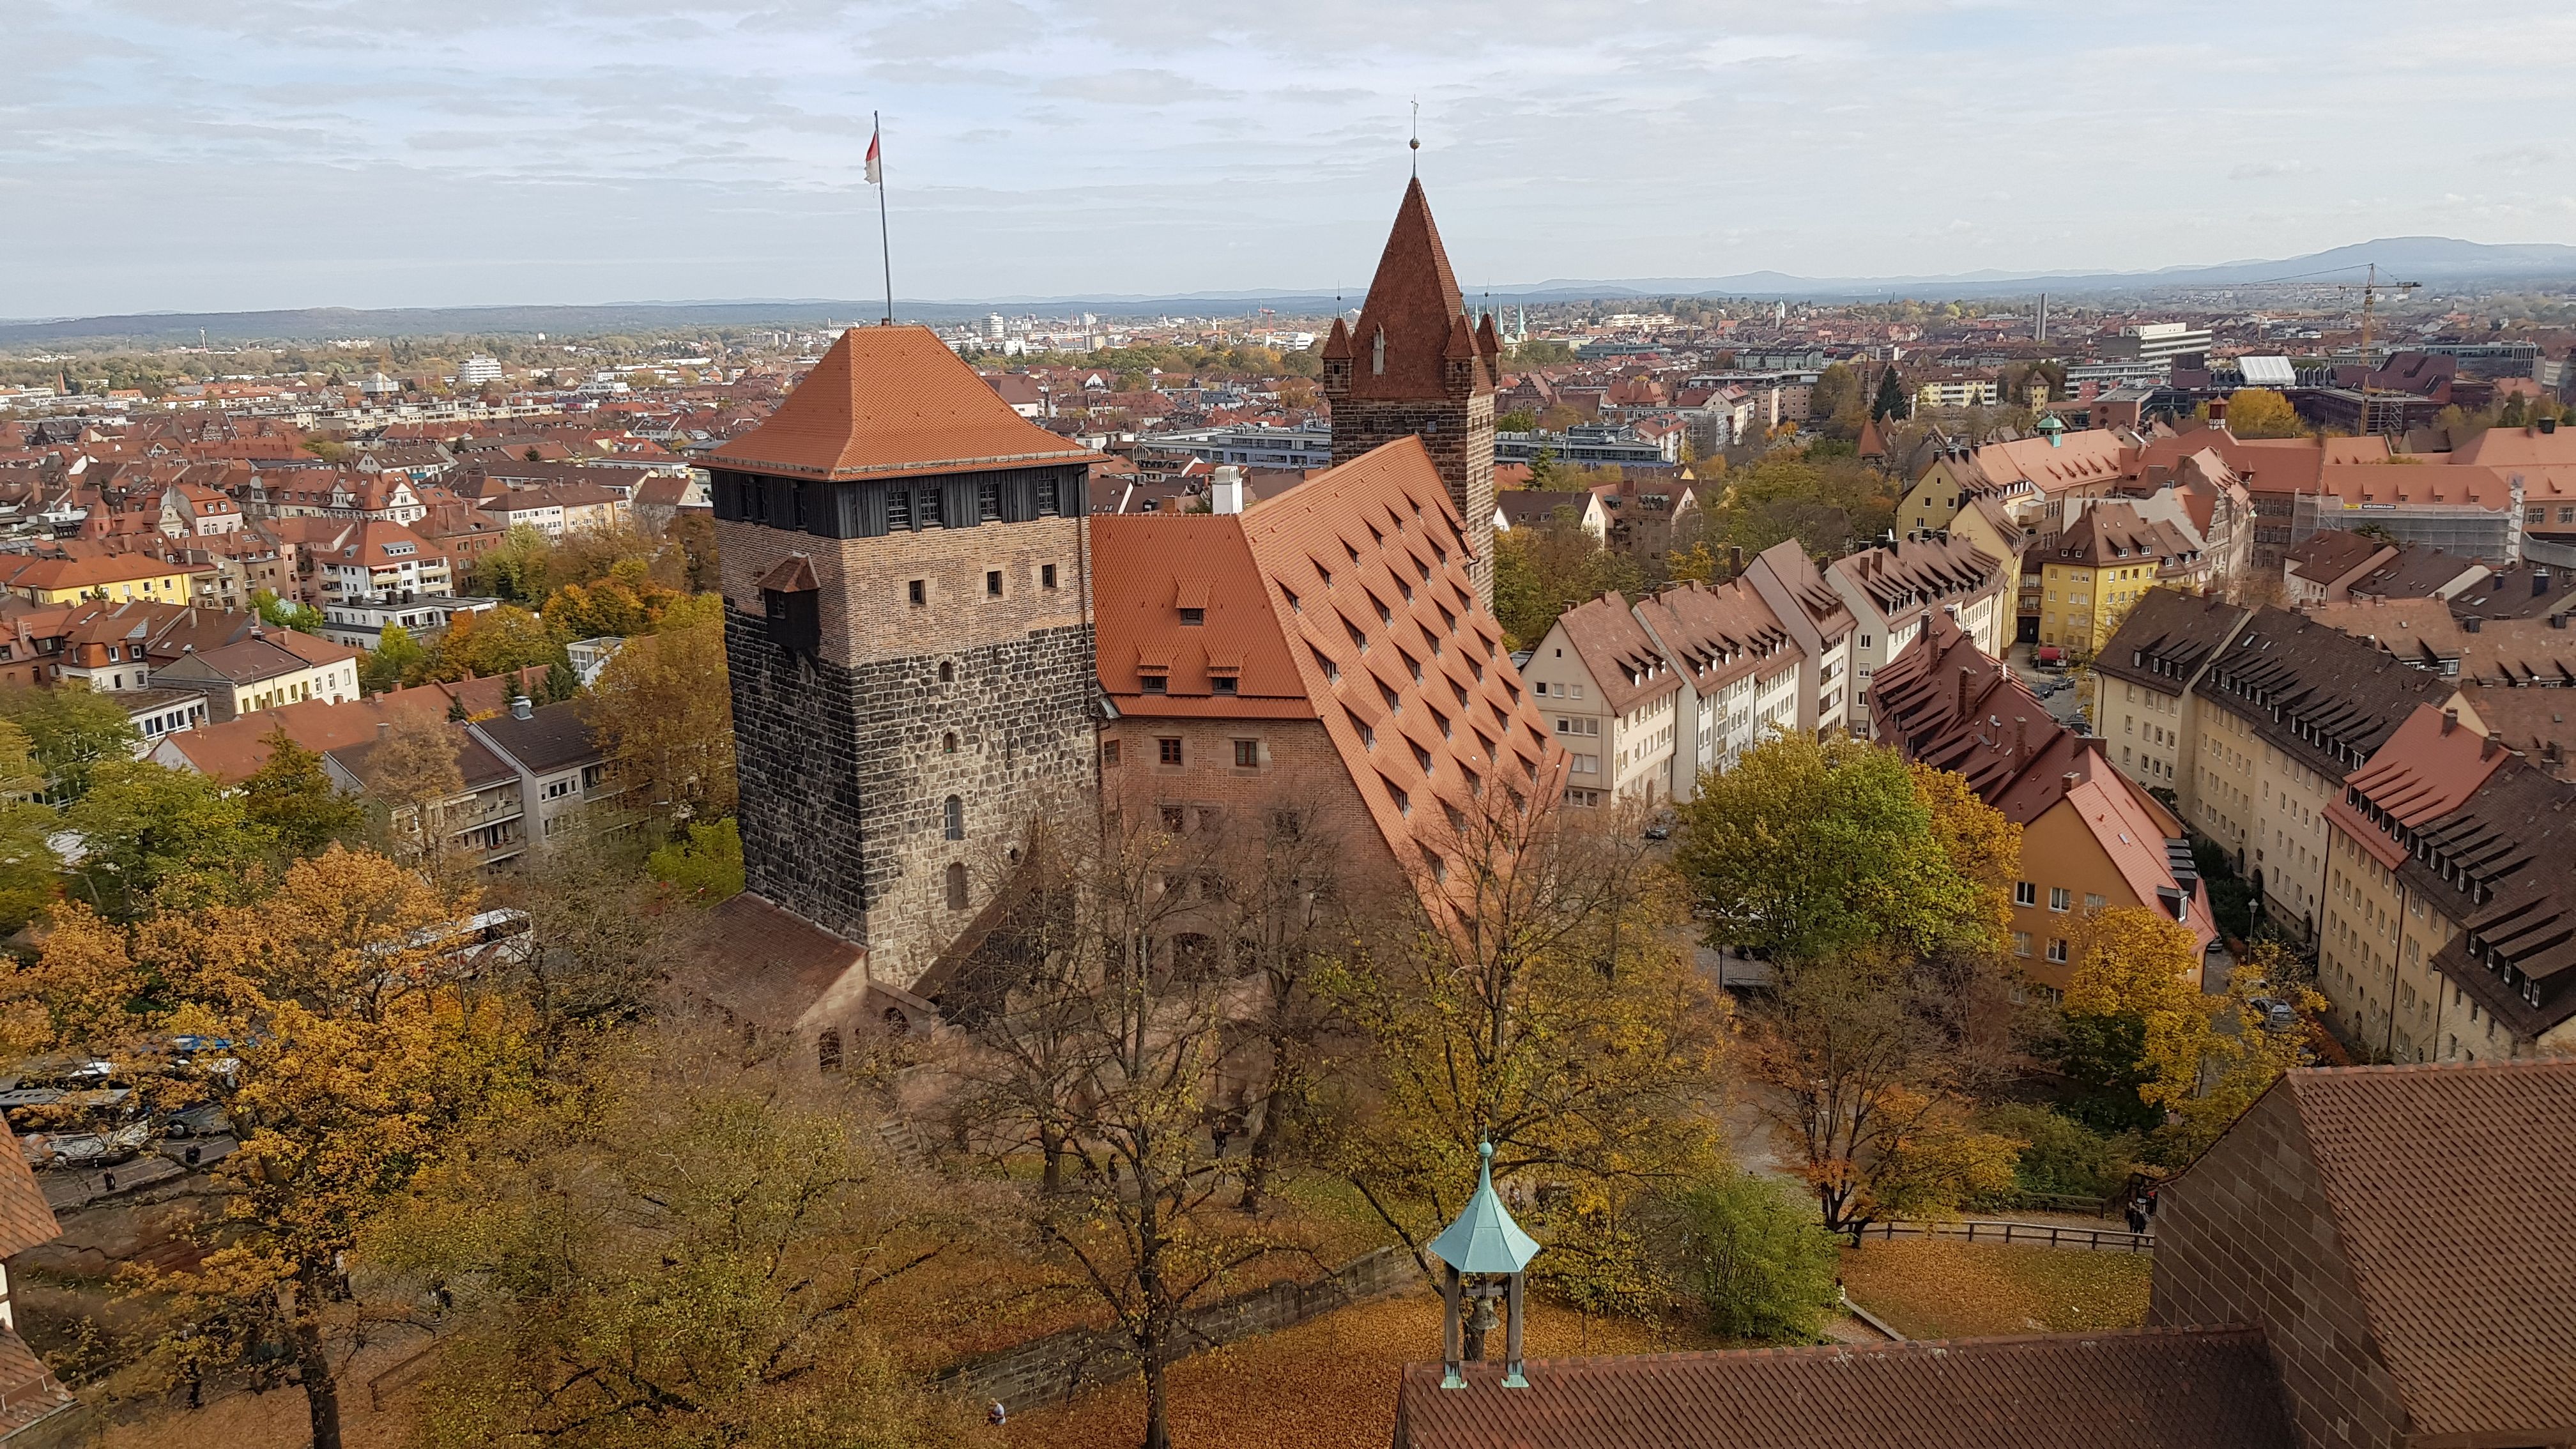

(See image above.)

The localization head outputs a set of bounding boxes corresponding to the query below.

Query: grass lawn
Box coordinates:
[1004,1289,1715,1449]
[1836,1239,2152,1340]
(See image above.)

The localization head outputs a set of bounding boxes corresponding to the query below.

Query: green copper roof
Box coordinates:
[1427,1141,1540,1275]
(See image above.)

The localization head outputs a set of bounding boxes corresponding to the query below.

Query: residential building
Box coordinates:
[2034,501,2205,655]
[1144,420,1335,473]
[1740,539,1855,735]
[2114,321,2212,367]
[1824,533,2012,733]
[1914,377,2000,411]
[150,628,364,721]
[1631,576,1802,797]
[1870,613,2213,995]
[0,552,204,606]
[1897,425,2129,549]
[2284,530,2399,606]
[306,520,454,606]
[326,723,531,869]
[314,594,500,652]
[2090,590,2251,807]
[1492,489,1608,539]
[470,698,628,848]
[1528,594,1682,807]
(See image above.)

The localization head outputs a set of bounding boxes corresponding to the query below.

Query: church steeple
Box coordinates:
[1345,179,1490,404]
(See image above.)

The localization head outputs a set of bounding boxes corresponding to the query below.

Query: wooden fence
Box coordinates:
[1853,1218,2152,1253]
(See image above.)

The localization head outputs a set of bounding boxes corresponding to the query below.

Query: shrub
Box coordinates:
[1675,1173,1841,1342]
[1982,1103,2136,1201]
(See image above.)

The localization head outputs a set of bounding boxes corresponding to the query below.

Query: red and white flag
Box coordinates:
[865,124,882,185]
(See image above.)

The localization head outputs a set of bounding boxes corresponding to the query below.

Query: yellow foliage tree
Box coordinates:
[2221,387,2304,438]
[2064,907,2210,1111]
[579,595,735,829]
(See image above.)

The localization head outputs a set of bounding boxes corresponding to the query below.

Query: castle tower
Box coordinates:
[1322,180,1501,609]
[707,326,1100,987]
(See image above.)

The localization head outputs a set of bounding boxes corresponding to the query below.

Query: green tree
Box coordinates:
[1672,735,2001,966]
[645,818,744,903]
[1808,363,1859,423]
[1677,1172,1843,1341]
[0,721,59,930]
[250,588,326,635]
[1870,365,1910,421]
[62,760,272,919]
[0,686,139,802]
[1496,408,1538,434]
[362,623,430,695]
[1489,516,1644,652]
[240,730,365,859]
[466,523,555,602]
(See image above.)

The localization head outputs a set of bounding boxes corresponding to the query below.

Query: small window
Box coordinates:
[942,731,958,754]
[2046,937,2069,964]
[944,795,963,840]
[2013,931,2032,958]
[1160,804,1186,831]
[1179,607,1205,625]
[938,660,956,684]
[979,481,1002,522]
[986,570,1003,597]
[2014,881,2037,907]
[1233,739,1259,768]
[1211,674,1238,696]
[1042,563,1059,590]
[1101,739,1122,767]
[889,488,914,530]
[2085,893,2106,912]
[1158,737,1183,765]
[2050,887,2071,912]
[1140,673,1168,694]
[921,487,946,526]
[946,862,968,910]
[908,579,928,608]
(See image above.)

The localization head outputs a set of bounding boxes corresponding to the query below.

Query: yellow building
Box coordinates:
[2035,502,2205,655]
[0,553,204,606]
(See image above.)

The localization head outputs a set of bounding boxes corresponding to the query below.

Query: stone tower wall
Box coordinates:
[717,512,1098,986]
[1328,390,1495,608]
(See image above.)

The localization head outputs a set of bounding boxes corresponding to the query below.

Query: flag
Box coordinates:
[865,125,882,185]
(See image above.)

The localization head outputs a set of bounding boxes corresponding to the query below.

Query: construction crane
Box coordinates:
[2352,263,2422,434]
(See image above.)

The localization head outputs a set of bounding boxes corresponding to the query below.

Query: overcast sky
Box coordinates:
[10,0,2575,318]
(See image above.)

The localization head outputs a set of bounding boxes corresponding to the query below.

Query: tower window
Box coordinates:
[986,570,1002,597]
[979,481,1002,522]
[907,579,927,608]
[1101,739,1121,767]
[888,487,914,530]
[921,487,945,526]
[1179,607,1204,625]
[1036,479,1062,517]
[942,732,958,754]
[1233,739,1259,769]
[1042,564,1059,590]
[1158,737,1183,765]
[938,660,955,684]
[944,795,963,840]
[946,862,968,910]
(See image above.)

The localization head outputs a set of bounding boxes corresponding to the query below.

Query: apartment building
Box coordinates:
[1632,576,1804,799]
[1528,594,1683,808]
[2089,590,2250,808]
[2034,501,2207,655]
[151,629,364,722]
[1740,539,1855,736]
[1897,425,2129,550]
[1824,532,2012,734]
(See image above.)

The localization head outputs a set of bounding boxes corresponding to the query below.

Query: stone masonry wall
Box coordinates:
[718,513,1100,982]
[1332,392,1495,611]
[1098,716,1394,879]
[2149,1088,2409,1449]
[939,1245,1422,1414]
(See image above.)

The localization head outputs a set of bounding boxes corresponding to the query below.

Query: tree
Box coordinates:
[358,716,468,876]
[0,685,139,802]
[581,597,735,829]
[646,818,744,903]
[1870,365,1910,422]
[424,606,567,682]
[1496,409,1538,434]
[482,838,690,1062]
[541,556,689,640]
[0,721,57,931]
[241,730,366,859]
[62,760,272,919]
[2,850,514,1449]
[1676,1172,1842,1342]
[1673,735,2007,966]
[1325,795,1722,1267]
[250,588,327,636]
[2221,388,2303,438]
[2061,907,2212,1114]
[464,523,555,603]
[372,1043,971,1449]
[1703,451,1897,561]
[1490,515,1643,652]
[1808,363,1859,424]
[1738,953,2021,1232]
[362,624,430,696]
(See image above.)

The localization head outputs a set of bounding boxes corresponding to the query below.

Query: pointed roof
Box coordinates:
[1348,180,1490,402]
[712,325,1098,482]
[1428,1142,1541,1275]
[1857,413,1887,459]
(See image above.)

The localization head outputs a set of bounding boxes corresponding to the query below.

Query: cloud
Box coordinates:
[2228,160,2316,180]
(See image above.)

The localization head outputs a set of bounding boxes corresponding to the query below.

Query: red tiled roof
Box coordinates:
[710,326,1098,482]
[2327,703,2506,870]
[1393,1329,2297,1449]
[2273,1060,2576,1441]
[1343,180,1493,403]
[0,1119,59,1257]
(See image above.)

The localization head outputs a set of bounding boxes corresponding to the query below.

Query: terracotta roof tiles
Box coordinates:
[711,326,1098,482]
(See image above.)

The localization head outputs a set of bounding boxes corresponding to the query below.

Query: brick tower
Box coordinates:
[1321,178,1501,608]
[707,326,1100,988]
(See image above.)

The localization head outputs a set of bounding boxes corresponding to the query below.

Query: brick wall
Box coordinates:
[2150,1088,2409,1449]
[939,1245,1422,1414]
[1331,392,1496,612]
[719,512,1100,985]
[1098,717,1394,877]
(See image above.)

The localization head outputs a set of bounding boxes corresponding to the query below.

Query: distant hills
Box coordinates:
[8,236,2574,348]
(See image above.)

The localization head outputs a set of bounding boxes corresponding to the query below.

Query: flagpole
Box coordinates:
[874,111,894,326]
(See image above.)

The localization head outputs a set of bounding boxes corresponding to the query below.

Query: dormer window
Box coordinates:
[1140,674,1168,694]
[1211,673,1238,696]
[1179,607,1204,625]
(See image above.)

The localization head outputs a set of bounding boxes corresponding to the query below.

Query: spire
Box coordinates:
[1430,1142,1538,1390]
[1427,1141,1540,1275]
[1346,179,1486,402]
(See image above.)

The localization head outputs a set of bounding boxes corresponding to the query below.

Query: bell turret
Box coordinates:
[1427,1140,1540,1389]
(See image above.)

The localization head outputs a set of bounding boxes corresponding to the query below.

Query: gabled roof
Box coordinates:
[1633,578,1795,696]
[1827,534,2005,619]
[1551,592,1681,716]
[2327,703,2507,870]
[2093,589,2249,695]
[710,326,1099,482]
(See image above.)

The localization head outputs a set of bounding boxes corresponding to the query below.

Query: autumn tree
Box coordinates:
[241,730,366,859]
[0,684,138,802]
[481,837,694,1061]
[422,605,567,682]
[1491,514,1643,651]
[0,721,57,930]
[581,595,735,830]
[369,1039,971,1449]
[542,556,689,640]
[464,523,556,602]
[357,715,469,878]
[1674,735,2011,966]
[1325,793,1722,1264]
[63,760,273,919]
[2218,387,2304,438]
[1676,1171,1842,1341]
[361,624,429,695]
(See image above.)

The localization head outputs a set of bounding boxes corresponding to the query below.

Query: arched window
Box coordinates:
[937,660,956,684]
[942,731,958,754]
[945,862,969,911]
[944,795,964,840]
[818,1028,842,1072]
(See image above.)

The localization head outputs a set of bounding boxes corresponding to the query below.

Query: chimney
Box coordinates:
[2485,731,2504,760]
[1728,544,1744,576]
[2014,715,2030,760]
[511,696,533,721]
[1209,465,1245,516]
[2442,707,2458,735]
[377,720,392,739]
[1957,665,1974,719]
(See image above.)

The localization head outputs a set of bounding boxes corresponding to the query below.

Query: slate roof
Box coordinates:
[2273,1061,2576,1441]
[2091,588,2248,696]
[472,700,600,774]
[2198,606,2458,779]
[1392,1330,2297,1449]
[711,326,1099,482]
[1827,533,2005,619]
[2404,763,2576,1038]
